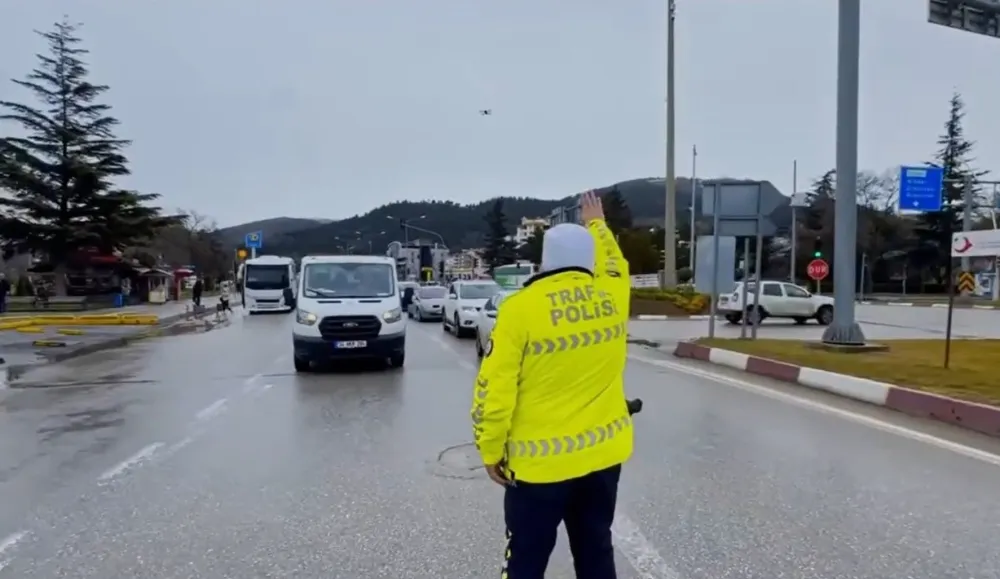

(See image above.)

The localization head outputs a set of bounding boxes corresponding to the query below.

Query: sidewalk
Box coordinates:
[2,296,227,323]
[0,295,236,382]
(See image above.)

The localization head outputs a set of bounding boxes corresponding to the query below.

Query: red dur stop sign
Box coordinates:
[807,259,829,281]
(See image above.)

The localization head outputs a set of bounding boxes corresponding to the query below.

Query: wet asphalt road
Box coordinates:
[1,313,999,577]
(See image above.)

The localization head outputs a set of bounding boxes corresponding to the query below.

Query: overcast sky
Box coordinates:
[3,0,1000,227]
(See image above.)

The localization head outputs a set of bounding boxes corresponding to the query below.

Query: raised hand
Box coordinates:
[579,190,604,224]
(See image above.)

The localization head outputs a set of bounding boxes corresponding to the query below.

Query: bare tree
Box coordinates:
[128,209,230,281]
[856,170,898,213]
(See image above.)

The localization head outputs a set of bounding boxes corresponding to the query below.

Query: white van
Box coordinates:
[242,255,297,313]
[292,255,405,372]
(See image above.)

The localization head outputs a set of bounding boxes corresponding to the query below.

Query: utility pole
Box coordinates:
[662,0,678,288]
[821,0,865,345]
[791,160,798,283]
[689,144,697,274]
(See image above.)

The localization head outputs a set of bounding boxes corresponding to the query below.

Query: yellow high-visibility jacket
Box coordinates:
[471,219,632,483]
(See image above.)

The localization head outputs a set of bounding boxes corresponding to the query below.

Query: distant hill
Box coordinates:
[216,217,329,248]
[250,178,791,256]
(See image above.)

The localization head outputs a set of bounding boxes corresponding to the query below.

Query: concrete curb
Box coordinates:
[634,314,712,321]
[671,341,1000,438]
[858,301,1000,310]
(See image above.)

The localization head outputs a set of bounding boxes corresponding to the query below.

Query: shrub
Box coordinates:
[630,286,709,314]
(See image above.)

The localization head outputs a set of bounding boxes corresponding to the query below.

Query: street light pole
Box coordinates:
[688,144,697,273]
[662,0,678,288]
[821,0,866,346]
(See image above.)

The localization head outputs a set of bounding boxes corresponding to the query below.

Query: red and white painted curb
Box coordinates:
[673,341,1000,438]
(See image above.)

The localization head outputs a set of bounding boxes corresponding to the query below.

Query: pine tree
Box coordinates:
[482,199,514,273]
[913,93,986,281]
[601,185,633,236]
[517,228,545,266]
[804,169,835,232]
[0,19,175,293]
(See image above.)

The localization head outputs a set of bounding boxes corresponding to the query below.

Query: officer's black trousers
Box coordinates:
[502,464,621,579]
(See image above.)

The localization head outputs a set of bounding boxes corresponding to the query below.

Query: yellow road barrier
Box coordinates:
[0,311,160,329]
[17,326,44,333]
[56,328,85,336]
[118,315,158,325]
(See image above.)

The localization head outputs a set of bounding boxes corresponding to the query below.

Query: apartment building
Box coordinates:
[514,217,549,245]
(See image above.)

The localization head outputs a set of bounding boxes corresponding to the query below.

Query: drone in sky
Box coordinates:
[478,109,492,116]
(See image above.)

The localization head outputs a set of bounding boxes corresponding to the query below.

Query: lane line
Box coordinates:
[612,514,682,579]
[422,330,477,371]
[412,324,683,579]
[165,434,198,454]
[628,352,1000,468]
[195,398,228,421]
[98,442,164,483]
[0,531,29,571]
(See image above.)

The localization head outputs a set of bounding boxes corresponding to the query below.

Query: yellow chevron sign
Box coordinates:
[957,271,976,293]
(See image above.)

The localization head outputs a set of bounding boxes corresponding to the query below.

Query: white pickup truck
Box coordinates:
[718,280,834,325]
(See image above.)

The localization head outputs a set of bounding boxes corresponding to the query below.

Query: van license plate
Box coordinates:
[335,341,367,349]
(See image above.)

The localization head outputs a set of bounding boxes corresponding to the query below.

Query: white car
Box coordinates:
[475,290,515,357]
[408,285,447,321]
[442,280,502,338]
[718,280,834,325]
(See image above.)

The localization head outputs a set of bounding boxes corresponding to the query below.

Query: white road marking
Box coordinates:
[423,331,477,371]
[98,442,164,482]
[166,434,198,454]
[612,514,682,579]
[195,398,228,421]
[628,353,1000,468]
[0,531,29,569]
[415,324,680,578]
[244,373,262,385]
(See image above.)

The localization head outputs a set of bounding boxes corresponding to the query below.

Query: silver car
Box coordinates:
[408,285,447,322]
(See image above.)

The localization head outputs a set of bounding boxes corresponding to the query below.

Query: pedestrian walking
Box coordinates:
[192,276,203,308]
[0,274,10,314]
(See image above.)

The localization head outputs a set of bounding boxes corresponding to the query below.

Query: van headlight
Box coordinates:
[382,307,402,323]
[296,310,318,325]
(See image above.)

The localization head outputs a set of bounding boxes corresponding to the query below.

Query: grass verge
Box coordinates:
[695,338,1000,406]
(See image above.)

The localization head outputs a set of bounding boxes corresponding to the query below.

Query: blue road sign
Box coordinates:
[244,230,263,249]
[899,165,944,212]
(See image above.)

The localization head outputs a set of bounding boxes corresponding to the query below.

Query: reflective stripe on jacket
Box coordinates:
[470,219,632,484]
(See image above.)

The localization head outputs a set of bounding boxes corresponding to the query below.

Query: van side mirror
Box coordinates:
[449,293,457,299]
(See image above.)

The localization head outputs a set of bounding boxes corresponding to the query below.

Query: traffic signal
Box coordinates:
[812,237,823,258]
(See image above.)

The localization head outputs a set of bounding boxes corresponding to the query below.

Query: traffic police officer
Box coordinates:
[471,190,633,579]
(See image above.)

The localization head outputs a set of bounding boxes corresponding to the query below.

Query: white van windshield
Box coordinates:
[303,263,395,298]
[245,264,290,290]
